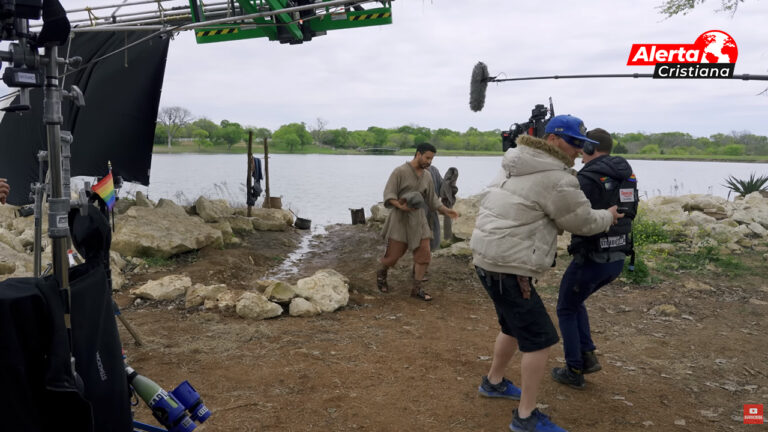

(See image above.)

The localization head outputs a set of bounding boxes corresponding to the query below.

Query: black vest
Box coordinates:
[569,171,638,257]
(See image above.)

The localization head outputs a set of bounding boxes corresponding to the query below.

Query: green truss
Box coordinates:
[188,0,393,44]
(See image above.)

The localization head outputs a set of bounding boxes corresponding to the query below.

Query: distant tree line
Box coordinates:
[156,106,768,155]
[613,131,768,156]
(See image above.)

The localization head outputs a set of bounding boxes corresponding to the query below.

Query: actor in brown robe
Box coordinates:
[377,143,459,301]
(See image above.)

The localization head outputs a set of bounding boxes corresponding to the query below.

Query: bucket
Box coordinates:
[350,208,366,225]
[263,196,282,209]
[294,217,311,230]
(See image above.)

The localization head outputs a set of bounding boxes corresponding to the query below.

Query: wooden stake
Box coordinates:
[246,130,253,217]
[264,137,271,208]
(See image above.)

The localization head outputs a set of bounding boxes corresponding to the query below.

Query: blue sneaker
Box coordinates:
[477,375,521,400]
[509,408,568,432]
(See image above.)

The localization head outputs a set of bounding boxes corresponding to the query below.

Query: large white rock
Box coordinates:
[452,196,481,240]
[195,197,235,223]
[289,297,321,317]
[251,210,290,231]
[235,292,283,320]
[131,275,191,301]
[369,203,390,222]
[295,269,349,313]
[112,205,223,258]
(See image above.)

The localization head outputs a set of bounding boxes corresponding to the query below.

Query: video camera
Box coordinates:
[501,98,555,152]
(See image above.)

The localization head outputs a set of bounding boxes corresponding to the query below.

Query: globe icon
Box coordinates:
[695,30,738,63]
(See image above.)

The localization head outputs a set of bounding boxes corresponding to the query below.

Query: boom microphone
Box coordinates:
[469,61,768,112]
[469,61,489,112]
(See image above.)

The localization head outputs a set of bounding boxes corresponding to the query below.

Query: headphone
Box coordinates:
[583,140,596,156]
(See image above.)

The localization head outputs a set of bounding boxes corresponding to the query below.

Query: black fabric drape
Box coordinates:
[0,30,170,205]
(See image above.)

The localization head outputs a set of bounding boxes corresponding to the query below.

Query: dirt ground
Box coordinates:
[115,223,768,432]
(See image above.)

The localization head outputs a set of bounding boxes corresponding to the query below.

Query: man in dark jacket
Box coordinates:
[552,128,637,390]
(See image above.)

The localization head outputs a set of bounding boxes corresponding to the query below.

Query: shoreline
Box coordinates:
[151,146,768,163]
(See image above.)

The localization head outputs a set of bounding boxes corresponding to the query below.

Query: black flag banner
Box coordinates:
[0,31,170,205]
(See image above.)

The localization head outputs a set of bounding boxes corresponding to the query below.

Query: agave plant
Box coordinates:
[723,172,768,198]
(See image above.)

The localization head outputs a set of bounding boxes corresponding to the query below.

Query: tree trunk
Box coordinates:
[167,130,172,148]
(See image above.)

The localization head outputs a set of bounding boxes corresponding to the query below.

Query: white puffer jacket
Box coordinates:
[471,135,613,278]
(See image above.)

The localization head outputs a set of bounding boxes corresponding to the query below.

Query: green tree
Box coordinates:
[193,118,219,138]
[613,141,628,154]
[214,125,244,150]
[719,144,745,156]
[272,123,311,152]
[639,144,661,154]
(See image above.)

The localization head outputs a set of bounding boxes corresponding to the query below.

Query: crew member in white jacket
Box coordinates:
[470,115,624,432]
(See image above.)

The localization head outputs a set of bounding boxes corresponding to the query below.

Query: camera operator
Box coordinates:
[0,178,9,204]
[551,128,637,390]
[470,115,623,432]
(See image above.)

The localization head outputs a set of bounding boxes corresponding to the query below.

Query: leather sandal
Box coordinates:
[410,280,432,301]
[376,268,389,293]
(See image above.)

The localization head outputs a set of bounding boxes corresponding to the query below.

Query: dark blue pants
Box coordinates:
[556,258,624,370]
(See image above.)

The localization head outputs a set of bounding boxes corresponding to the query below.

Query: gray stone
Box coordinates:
[369,203,390,222]
[225,216,254,234]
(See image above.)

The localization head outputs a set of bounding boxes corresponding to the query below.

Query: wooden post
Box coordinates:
[263,137,271,208]
[246,130,253,217]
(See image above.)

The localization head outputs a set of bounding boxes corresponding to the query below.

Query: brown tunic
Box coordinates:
[381,162,443,250]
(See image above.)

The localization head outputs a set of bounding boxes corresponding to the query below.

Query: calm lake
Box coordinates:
[92,154,768,227]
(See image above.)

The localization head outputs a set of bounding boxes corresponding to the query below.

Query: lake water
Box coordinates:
[80,154,768,227]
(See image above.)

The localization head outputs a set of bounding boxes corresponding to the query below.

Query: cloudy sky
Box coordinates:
[11,1,768,137]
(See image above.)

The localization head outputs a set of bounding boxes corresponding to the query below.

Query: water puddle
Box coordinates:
[265,224,327,279]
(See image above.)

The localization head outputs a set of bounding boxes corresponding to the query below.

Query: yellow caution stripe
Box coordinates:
[196,28,239,37]
[349,12,391,21]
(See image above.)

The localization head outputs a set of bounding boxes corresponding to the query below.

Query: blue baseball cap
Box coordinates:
[544,115,598,148]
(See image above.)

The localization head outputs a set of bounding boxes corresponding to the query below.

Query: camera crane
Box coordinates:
[58,0,393,44]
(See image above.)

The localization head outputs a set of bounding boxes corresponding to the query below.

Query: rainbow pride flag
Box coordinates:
[92,172,116,210]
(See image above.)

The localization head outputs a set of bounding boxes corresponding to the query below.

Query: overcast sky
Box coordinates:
[13,1,768,137]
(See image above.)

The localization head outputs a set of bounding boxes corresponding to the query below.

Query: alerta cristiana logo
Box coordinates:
[627,30,738,79]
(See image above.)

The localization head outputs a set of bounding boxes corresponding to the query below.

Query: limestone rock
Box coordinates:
[112,206,223,258]
[289,297,321,317]
[235,292,283,320]
[155,199,188,217]
[295,269,350,313]
[432,240,472,257]
[748,222,768,237]
[215,290,244,313]
[263,281,297,303]
[185,283,228,308]
[195,196,235,223]
[0,227,25,253]
[369,202,390,222]
[251,209,290,231]
[134,191,155,207]
[452,196,481,240]
[224,216,254,234]
[649,304,679,317]
[131,275,191,301]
